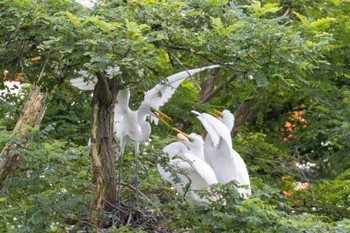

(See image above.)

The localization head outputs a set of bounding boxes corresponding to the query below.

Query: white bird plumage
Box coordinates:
[158,133,218,202]
[192,110,251,198]
[159,109,251,201]
[113,65,220,206]
[70,64,220,206]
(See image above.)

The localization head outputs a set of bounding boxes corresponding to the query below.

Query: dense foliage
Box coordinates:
[0,0,349,232]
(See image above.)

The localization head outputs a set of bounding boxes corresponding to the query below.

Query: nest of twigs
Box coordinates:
[109,182,172,232]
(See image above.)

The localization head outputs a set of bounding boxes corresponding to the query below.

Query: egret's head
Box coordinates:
[187,133,204,145]
[171,128,203,144]
[210,109,234,131]
[168,133,190,142]
[171,127,192,140]
[221,110,234,131]
[149,107,172,127]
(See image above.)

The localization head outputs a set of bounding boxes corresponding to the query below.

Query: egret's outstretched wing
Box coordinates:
[70,77,95,90]
[114,89,131,134]
[142,65,220,110]
[192,111,232,149]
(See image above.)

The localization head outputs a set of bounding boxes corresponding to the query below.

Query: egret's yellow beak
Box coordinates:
[153,109,173,122]
[210,108,223,118]
[171,127,192,139]
[152,108,172,127]
[168,134,186,141]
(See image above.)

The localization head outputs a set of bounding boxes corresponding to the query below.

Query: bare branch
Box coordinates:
[201,73,237,103]
[283,7,292,17]
[166,49,202,90]
[37,48,52,85]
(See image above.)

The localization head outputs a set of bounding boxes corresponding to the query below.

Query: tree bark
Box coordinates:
[89,73,119,228]
[0,86,47,188]
[231,98,256,137]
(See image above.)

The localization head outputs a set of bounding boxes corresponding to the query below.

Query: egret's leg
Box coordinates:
[134,142,140,207]
[117,138,126,208]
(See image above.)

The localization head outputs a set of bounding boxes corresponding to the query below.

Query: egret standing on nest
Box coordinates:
[114,65,220,207]
[71,65,220,207]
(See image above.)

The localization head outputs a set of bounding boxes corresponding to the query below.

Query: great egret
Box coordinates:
[192,110,251,198]
[158,133,218,202]
[212,109,235,132]
[70,64,220,206]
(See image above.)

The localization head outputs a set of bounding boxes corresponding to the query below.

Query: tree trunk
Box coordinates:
[89,73,119,228]
[0,86,47,188]
[232,99,256,137]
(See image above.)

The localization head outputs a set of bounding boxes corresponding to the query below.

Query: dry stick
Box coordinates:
[283,7,292,17]
[36,48,52,85]
[126,211,133,227]
[120,181,153,205]
[99,194,126,214]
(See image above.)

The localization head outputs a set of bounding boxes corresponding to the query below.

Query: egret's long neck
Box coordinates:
[137,107,151,142]
[221,111,234,132]
[222,118,234,132]
[137,107,148,123]
[189,141,204,160]
[116,89,131,114]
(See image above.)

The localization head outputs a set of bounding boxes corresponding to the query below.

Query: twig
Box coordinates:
[167,44,247,73]
[36,48,52,85]
[247,52,261,67]
[100,195,127,214]
[166,49,202,90]
[283,7,292,17]
[11,41,25,80]
[119,181,154,205]
[126,211,133,227]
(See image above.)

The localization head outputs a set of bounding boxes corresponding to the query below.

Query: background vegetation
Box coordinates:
[0,0,349,232]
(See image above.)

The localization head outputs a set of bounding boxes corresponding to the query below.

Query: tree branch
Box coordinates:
[200,67,220,100]
[201,73,237,103]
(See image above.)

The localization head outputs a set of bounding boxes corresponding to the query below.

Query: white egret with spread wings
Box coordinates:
[71,65,220,206]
